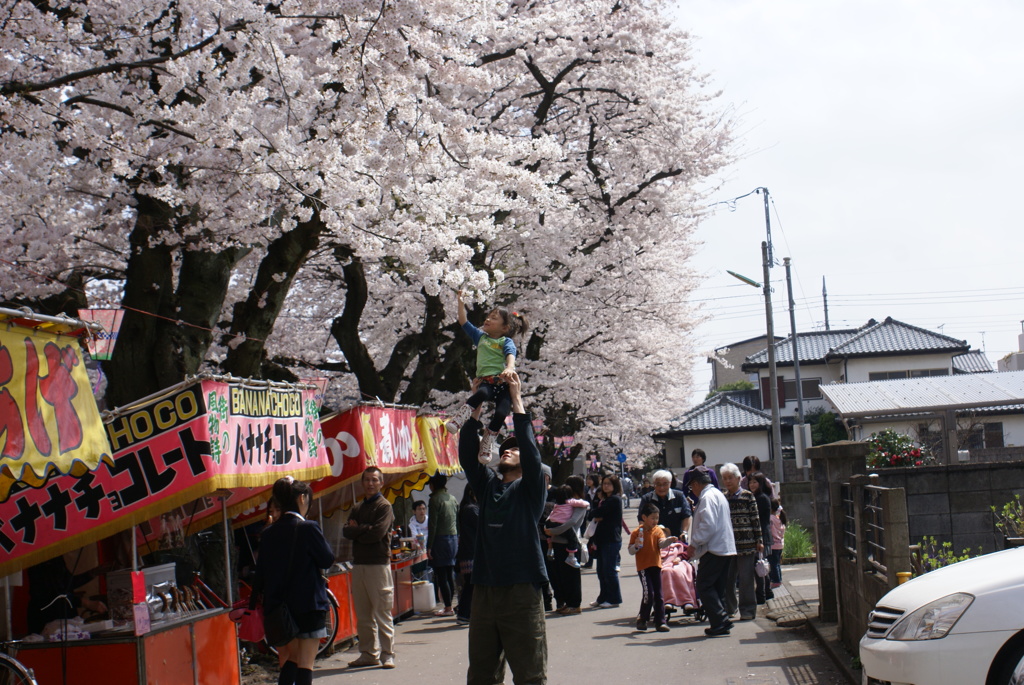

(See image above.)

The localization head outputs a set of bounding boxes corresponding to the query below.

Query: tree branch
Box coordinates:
[1,19,243,96]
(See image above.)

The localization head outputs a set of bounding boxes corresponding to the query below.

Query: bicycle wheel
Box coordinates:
[264,591,340,659]
[317,590,340,658]
[0,653,37,685]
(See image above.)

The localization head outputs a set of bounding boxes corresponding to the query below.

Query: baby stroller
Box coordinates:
[660,542,704,624]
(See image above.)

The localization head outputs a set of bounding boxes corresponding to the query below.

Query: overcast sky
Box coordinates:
[669,0,1024,404]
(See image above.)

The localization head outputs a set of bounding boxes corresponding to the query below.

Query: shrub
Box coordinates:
[783,523,815,559]
[866,429,934,469]
[807,406,846,445]
[912,536,974,575]
[992,494,1024,538]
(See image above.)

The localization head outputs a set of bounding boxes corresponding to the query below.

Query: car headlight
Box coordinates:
[886,592,974,641]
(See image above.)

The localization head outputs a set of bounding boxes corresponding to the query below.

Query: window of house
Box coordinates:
[870,371,907,381]
[869,369,948,381]
[959,422,1004,450]
[984,422,1004,448]
[963,426,985,451]
[917,423,943,454]
[782,377,822,401]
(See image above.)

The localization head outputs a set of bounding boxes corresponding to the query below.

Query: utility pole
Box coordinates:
[787,259,811,478]
[785,259,805,425]
[762,241,784,484]
[822,276,830,331]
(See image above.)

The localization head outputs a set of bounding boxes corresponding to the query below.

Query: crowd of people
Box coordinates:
[251,371,788,683]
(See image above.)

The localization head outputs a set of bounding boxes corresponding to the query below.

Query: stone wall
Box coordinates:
[966,446,1024,464]
[777,480,813,531]
[872,461,1024,555]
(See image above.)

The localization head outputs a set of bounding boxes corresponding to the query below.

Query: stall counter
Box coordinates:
[17,609,239,685]
[391,551,426,622]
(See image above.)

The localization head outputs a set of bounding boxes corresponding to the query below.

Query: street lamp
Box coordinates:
[727,242,784,484]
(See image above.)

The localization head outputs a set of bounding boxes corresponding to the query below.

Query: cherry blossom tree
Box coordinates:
[0,0,731,454]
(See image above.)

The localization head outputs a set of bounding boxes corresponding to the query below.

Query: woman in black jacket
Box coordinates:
[255,477,335,685]
[589,474,624,608]
[750,472,774,602]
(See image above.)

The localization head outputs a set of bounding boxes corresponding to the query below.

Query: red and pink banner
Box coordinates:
[316,406,459,503]
[233,406,460,526]
[0,378,330,576]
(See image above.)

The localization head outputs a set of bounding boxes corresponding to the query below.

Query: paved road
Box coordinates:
[307,538,845,685]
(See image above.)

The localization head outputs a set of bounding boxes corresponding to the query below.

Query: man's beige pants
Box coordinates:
[351,563,395,659]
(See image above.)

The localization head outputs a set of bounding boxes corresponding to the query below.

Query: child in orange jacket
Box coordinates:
[628,501,678,632]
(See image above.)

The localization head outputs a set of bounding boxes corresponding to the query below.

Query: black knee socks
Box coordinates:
[278,661,298,685]
[295,668,313,685]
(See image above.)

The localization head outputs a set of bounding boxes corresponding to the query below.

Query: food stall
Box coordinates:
[0,373,331,685]
[224,402,462,649]
[313,404,461,626]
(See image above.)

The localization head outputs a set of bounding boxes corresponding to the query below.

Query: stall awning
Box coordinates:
[0,376,331,577]
[0,309,112,500]
[314,405,459,513]
[230,405,460,527]
[819,370,1024,419]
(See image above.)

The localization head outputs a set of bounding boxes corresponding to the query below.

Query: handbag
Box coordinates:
[262,520,301,646]
[263,601,299,647]
[755,554,770,578]
[584,520,598,539]
[230,605,265,643]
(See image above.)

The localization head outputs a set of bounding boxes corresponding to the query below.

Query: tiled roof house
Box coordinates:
[741,317,988,418]
[653,392,772,473]
[654,317,1001,472]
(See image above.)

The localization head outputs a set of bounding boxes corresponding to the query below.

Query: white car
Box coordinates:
[860,546,1024,685]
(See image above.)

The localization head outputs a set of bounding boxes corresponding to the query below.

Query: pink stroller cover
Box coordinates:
[660,542,697,607]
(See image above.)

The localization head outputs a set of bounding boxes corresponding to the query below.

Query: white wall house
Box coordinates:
[741,318,990,421]
[657,317,1017,466]
[819,371,1024,462]
[998,332,1024,372]
[654,393,772,474]
[849,410,1024,450]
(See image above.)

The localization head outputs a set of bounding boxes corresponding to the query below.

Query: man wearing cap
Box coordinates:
[459,370,548,685]
[684,465,736,637]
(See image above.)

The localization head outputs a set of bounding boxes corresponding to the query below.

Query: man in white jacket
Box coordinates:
[685,465,737,637]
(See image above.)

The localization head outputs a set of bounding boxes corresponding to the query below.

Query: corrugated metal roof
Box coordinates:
[820,370,1024,418]
[656,393,771,436]
[963,402,1024,415]
[953,350,993,374]
[744,317,970,367]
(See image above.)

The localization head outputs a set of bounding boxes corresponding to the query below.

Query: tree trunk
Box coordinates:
[106,199,176,408]
[221,210,324,379]
[107,198,250,407]
[399,295,468,405]
[331,255,387,401]
[151,245,249,387]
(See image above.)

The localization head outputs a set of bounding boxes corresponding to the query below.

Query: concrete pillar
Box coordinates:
[807,440,868,623]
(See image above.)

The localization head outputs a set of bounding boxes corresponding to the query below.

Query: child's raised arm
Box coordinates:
[501,353,516,380]
[456,290,467,326]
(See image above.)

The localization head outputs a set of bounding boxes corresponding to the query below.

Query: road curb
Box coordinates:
[775,580,860,685]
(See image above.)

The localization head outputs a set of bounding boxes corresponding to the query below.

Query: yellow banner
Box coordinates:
[0,323,111,487]
[417,415,462,476]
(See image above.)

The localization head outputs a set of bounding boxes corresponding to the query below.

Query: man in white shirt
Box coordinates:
[409,500,429,548]
[685,465,736,637]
